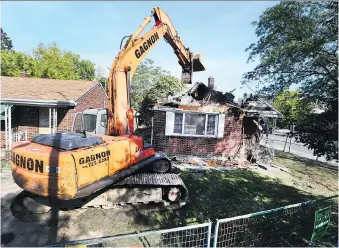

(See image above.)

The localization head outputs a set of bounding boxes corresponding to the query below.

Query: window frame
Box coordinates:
[173,112,219,138]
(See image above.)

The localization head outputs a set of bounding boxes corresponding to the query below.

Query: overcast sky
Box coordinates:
[2,1,278,98]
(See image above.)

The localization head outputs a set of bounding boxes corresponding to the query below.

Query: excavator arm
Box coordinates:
[107,7,206,136]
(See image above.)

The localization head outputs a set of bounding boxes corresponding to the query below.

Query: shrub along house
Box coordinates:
[149,77,283,163]
[1,75,108,149]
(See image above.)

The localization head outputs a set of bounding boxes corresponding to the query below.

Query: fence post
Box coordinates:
[212,219,219,248]
[207,221,212,248]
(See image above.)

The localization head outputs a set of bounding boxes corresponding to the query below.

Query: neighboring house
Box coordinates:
[1,75,108,149]
[150,77,283,162]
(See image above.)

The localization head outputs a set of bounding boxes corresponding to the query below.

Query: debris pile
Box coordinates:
[172,156,249,168]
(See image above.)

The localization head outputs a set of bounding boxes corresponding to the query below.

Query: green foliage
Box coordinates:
[146,74,185,104]
[131,58,184,126]
[74,58,96,81]
[1,28,13,51]
[1,50,36,76]
[32,43,95,80]
[131,58,184,110]
[243,2,337,100]
[243,1,338,160]
[131,58,166,110]
[98,77,108,91]
[1,42,96,81]
[272,89,311,128]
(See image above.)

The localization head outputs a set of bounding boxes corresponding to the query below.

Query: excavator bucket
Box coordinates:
[181,53,206,84]
[192,53,205,72]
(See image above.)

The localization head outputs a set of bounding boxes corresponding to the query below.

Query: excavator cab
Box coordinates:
[77,108,140,135]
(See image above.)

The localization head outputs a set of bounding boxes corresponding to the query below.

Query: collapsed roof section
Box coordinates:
[152,81,284,118]
[158,82,237,108]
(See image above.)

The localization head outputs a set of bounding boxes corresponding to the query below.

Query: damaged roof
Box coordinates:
[159,82,236,108]
[152,82,284,118]
[245,100,284,118]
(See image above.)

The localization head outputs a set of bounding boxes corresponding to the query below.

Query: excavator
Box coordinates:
[10,7,205,212]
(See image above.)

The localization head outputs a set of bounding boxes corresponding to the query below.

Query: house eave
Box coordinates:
[150,106,223,114]
[1,98,77,108]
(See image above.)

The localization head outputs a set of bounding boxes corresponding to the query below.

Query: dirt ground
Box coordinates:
[1,151,338,247]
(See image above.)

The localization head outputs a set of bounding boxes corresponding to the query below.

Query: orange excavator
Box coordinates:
[10,7,205,211]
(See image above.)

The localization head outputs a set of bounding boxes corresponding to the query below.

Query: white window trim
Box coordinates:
[172,112,220,138]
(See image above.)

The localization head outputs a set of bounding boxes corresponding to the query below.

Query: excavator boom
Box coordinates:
[107,7,206,136]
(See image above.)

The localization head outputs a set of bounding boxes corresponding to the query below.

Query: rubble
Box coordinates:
[172,155,249,169]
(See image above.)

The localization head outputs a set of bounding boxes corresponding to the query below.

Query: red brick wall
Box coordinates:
[152,110,253,158]
[58,84,107,132]
[1,84,107,147]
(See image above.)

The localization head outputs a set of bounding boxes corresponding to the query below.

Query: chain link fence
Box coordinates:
[212,195,338,247]
[50,196,337,247]
[51,222,212,247]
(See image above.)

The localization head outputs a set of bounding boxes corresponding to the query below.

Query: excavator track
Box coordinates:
[11,173,189,220]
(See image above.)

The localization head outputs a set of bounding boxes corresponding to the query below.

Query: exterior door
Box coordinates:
[39,107,50,134]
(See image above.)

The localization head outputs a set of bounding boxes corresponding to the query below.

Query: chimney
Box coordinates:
[208,76,214,90]
[20,71,29,78]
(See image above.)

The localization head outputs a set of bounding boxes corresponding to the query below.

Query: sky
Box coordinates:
[1,1,279,98]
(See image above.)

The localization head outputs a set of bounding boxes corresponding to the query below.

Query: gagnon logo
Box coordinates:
[12,152,44,173]
[135,32,159,59]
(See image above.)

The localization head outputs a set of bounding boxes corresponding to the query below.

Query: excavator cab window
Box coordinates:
[83,114,97,132]
[101,114,107,128]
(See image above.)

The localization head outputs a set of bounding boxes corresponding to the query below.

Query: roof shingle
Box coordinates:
[1,76,98,102]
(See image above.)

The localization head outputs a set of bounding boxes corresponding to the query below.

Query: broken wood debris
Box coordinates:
[172,156,247,168]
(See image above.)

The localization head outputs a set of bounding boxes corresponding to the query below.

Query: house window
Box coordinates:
[173,112,219,136]
[174,113,183,134]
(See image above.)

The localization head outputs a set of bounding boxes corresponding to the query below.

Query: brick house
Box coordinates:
[1,76,107,149]
[150,77,283,162]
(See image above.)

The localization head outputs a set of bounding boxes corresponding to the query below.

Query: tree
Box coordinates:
[1,50,37,77]
[243,1,338,160]
[130,58,185,126]
[1,28,13,51]
[1,43,96,81]
[272,89,311,128]
[131,58,170,110]
[32,43,95,80]
[74,58,95,81]
[145,74,184,104]
[140,73,185,126]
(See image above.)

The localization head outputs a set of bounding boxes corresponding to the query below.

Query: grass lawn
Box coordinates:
[273,151,338,195]
[126,152,338,246]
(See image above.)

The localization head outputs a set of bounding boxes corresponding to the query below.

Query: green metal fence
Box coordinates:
[50,195,338,247]
[212,195,338,247]
[51,222,212,247]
